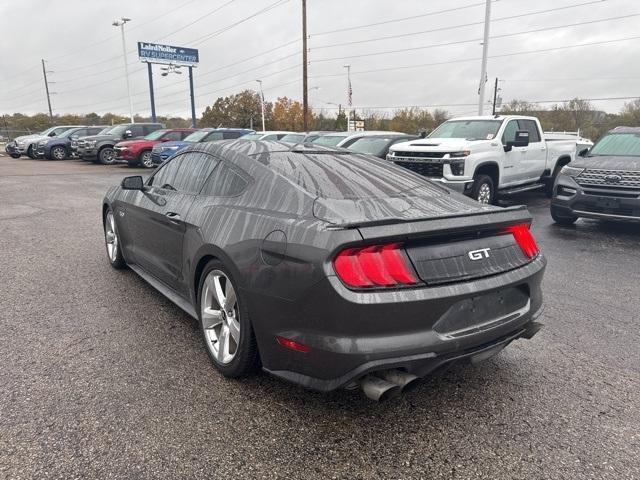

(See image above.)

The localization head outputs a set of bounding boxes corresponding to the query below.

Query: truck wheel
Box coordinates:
[545,168,561,198]
[98,147,116,165]
[139,150,154,168]
[551,206,578,225]
[471,174,495,205]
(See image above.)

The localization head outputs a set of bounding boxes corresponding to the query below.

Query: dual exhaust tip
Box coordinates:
[358,369,420,402]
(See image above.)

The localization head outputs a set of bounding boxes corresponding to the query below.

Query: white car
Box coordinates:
[312,131,406,149]
[239,131,295,141]
[387,115,580,204]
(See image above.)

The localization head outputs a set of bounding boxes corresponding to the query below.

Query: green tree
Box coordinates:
[201,90,272,129]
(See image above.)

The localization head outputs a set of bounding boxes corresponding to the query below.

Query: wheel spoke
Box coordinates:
[212,275,226,309]
[202,307,223,329]
[224,282,236,312]
[217,326,229,362]
[227,317,240,344]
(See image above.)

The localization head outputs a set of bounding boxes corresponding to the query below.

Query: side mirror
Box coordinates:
[121,175,145,190]
[504,130,530,151]
[578,148,589,157]
[124,130,133,139]
[49,132,56,137]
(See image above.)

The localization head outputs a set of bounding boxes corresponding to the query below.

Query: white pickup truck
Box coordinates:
[387,115,580,204]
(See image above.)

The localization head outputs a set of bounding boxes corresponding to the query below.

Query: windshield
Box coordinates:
[104,125,127,136]
[347,137,394,156]
[144,129,168,140]
[281,134,306,143]
[311,135,348,147]
[589,133,640,157]
[203,131,225,141]
[59,128,82,139]
[97,127,111,135]
[239,133,263,140]
[183,130,211,142]
[429,120,502,141]
[40,126,57,136]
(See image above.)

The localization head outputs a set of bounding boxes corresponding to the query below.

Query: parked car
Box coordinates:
[346,134,419,159]
[238,131,294,140]
[387,115,580,204]
[551,126,640,224]
[102,140,545,401]
[114,128,196,168]
[280,131,332,144]
[76,123,165,165]
[6,126,84,159]
[311,131,405,149]
[151,128,254,166]
[34,126,108,160]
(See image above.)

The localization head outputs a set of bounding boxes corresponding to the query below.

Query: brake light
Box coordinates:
[276,336,311,353]
[334,243,418,288]
[505,224,539,259]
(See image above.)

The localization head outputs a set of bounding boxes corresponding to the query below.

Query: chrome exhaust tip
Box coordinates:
[378,369,421,393]
[358,374,401,402]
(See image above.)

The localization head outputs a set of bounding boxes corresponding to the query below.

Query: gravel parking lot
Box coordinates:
[1,156,638,479]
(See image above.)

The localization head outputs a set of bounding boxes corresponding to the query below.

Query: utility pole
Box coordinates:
[188,66,197,128]
[256,79,266,131]
[492,77,499,115]
[112,17,134,123]
[302,0,309,132]
[344,64,351,131]
[477,0,491,115]
[147,63,156,123]
[41,59,53,120]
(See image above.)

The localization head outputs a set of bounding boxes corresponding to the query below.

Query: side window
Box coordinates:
[72,129,88,137]
[163,131,183,141]
[201,164,251,197]
[129,125,145,138]
[518,120,541,143]
[180,131,193,140]
[150,151,220,194]
[204,131,224,141]
[501,120,518,145]
[88,127,103,135]
[223,131,243,139]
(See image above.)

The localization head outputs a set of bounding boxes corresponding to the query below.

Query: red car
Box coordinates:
[114,128,196,168]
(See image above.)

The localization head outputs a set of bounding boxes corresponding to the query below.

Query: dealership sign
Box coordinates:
[137,42,199,66]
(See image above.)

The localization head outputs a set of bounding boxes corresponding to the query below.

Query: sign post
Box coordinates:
[137,42,199,124]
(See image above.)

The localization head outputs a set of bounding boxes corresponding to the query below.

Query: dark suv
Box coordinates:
[76,123,164,165]
[551,127,640,224]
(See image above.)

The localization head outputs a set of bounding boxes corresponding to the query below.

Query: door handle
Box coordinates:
[165,212,182,223]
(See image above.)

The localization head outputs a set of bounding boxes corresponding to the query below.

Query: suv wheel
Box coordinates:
[139,150,154,168]
[50,146,67,160]
[9,154,20,159]
[198,260,259,378]
[104,208,126,269]
[471,174,495,205]
[27,145,36,159]
[99,147,116,165]
[551,206,578,225]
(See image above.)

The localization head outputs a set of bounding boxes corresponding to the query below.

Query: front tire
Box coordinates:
[27,145,36,159]
[198,260,258,378]
[98,146,116,165]
[471,174,495,205]
[551,206,578,225]
[50,145,68,160]
[104,208,126,269]
[9,154,20,159]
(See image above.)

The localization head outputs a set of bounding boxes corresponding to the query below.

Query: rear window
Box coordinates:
[590,133,640,157]
[259,152,428,200]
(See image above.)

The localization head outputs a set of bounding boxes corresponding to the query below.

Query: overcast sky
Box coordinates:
[1,0,638,119]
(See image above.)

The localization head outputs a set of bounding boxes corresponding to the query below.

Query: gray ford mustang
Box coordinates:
[102,140,546,400]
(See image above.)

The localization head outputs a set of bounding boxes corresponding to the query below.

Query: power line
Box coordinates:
[311,0,612,50]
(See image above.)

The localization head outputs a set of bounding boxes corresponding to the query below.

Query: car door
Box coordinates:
[126,151,220,295]
[500,119,524,186]
[517,119,546,182]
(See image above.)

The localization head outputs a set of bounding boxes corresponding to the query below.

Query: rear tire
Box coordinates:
[471,174,495,205]
[98,146,116,165]
[198,260,259,378]
[551,206,578,225]
[139,150,153,168]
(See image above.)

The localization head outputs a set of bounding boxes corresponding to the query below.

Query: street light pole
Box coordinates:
[477,0,491,116]
[343,64,351,131]
[302,0,309,132]
[256,80,266,132]
[113,17,134,123]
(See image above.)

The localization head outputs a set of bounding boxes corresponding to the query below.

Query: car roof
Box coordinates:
[610,126,640,134]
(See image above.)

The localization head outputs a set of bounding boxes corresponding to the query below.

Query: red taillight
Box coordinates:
[334,243,419,289]
[505,224,539,259]
[276,336,311,353]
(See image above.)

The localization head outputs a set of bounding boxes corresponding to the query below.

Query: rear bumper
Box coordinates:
[151,151,172,165]
[252,254,546,391]
[551,174,640,222]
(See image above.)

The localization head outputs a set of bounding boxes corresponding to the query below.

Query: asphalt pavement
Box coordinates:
[1,156,638,479]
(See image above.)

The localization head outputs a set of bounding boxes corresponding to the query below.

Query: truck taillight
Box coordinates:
[334,243,419,288]
[504,224,539,259]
